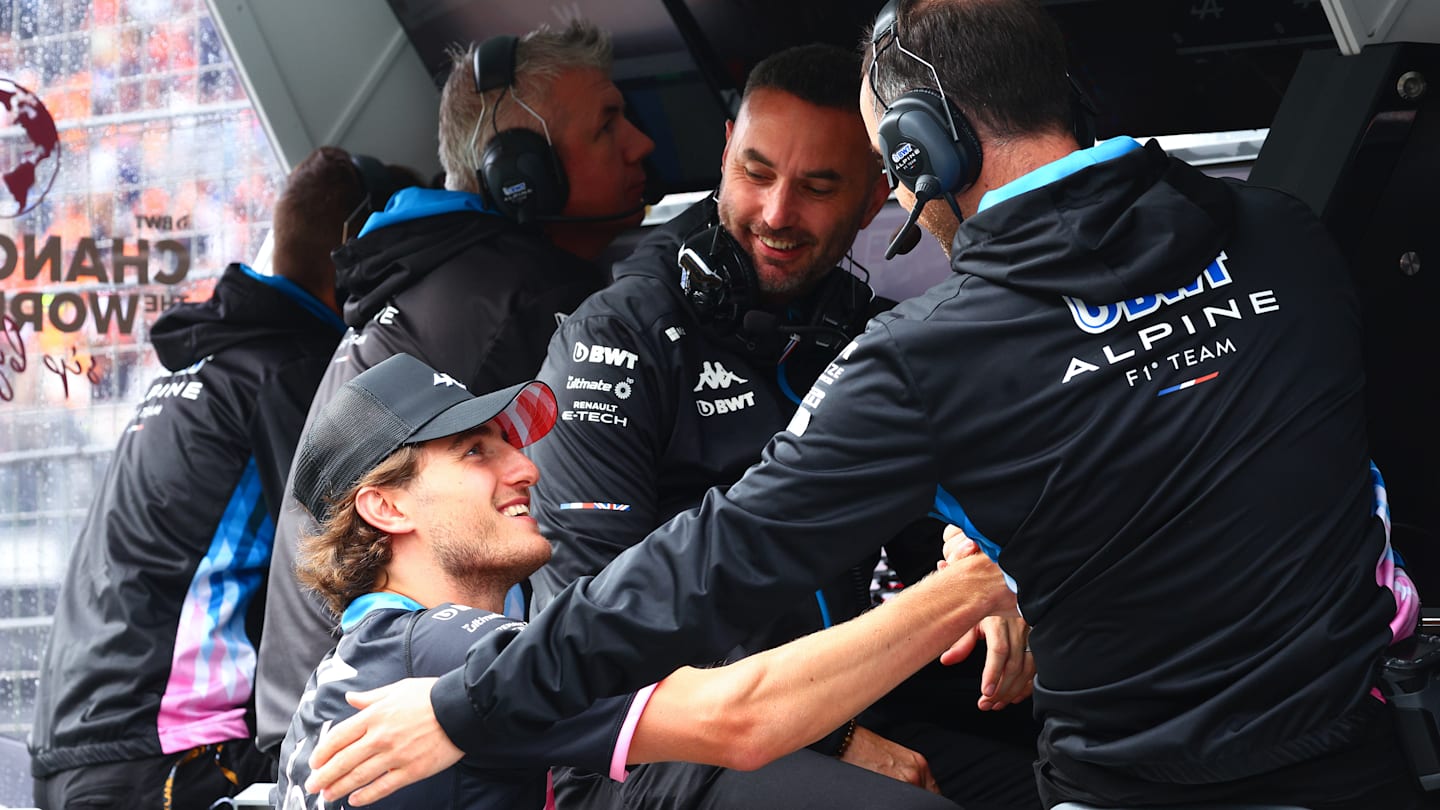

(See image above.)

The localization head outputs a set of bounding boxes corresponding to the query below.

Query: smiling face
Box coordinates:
[398,421,552,594]
[716,88,888,306]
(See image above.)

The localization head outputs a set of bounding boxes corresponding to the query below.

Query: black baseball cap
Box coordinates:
[291,353,556,521]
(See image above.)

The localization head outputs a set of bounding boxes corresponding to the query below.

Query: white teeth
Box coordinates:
[758,235,801,250]
[502,504,530,517]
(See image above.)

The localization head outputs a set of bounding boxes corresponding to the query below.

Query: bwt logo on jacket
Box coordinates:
[1064,252,1233,335]
[572,341,639,370]
[696,391,755,417]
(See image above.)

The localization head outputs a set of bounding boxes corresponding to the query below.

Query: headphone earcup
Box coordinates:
[478,128,569,224]
[876,89,981,195]
[350,153,405,212]
[474,35,518,93]
[677,222,758,329]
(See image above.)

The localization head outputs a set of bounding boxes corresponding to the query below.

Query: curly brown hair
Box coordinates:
[296,444,424,617]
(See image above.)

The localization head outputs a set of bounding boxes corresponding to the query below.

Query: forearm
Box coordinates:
[628,555,1011,770]
[444,333,944,745]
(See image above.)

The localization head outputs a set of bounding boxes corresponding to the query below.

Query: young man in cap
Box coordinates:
[275,352,1014,809]
[254,16,657,757]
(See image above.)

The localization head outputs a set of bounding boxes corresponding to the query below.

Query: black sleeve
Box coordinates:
[430,324,943,745]
[256,369,348,755]
[248,353,329,524]
[256,486,337,755]
[882,516,947,589]
[467,277,608,395]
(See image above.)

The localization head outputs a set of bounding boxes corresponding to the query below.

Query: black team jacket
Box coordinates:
[32,264,343,775]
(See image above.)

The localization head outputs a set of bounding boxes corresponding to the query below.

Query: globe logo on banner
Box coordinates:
[0,78,61,218]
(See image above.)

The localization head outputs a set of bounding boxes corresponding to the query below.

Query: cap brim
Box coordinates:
[407,380,556,448]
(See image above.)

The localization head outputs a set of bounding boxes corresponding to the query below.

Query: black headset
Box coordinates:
[868,1,979,197]
[676,204,875,352]
[678,218,759,330]
[868,0,977,258]
[472,35,569,224]
[350,153,406,208]
[343,153,408,242]
[868,0,1098,257]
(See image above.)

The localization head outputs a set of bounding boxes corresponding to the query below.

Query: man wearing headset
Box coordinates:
[253,18,655,760]
[299,1,1428,808]
[523,42,1038,810]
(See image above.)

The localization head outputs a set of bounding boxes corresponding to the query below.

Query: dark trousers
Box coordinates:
[554,748,963,810]
[552,704,1040,810]
[34,740,274,810]
[867,657,1043,810]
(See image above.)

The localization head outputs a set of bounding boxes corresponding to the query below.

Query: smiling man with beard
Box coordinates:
[521,42,1040,810]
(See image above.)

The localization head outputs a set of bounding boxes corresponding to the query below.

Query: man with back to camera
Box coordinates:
[27,145,407,808]
[300,0,1430,807]
[253,17,656,759]
[526,41,1039,809]
[274,352,1014,810]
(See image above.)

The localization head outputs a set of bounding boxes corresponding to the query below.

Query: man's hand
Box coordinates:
[304,677,462,806]
[840,725,939,794]
[937,525,1019,619]
[964,616,1034,710]
[936,525,1031,707]
[940,523,977,563]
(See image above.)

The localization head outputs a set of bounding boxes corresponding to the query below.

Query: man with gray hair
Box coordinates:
[253,17,654,759]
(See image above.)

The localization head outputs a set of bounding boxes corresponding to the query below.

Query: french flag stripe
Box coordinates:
[1157,371,1219,397]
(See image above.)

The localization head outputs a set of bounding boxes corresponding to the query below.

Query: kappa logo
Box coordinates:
[433,372,465,389]
[694,361,748,392]
[573,341,639,370]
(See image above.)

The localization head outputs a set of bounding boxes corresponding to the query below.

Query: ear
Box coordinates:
[354,485,414,536]
[721,119,735,172]
[859,171,891,229]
